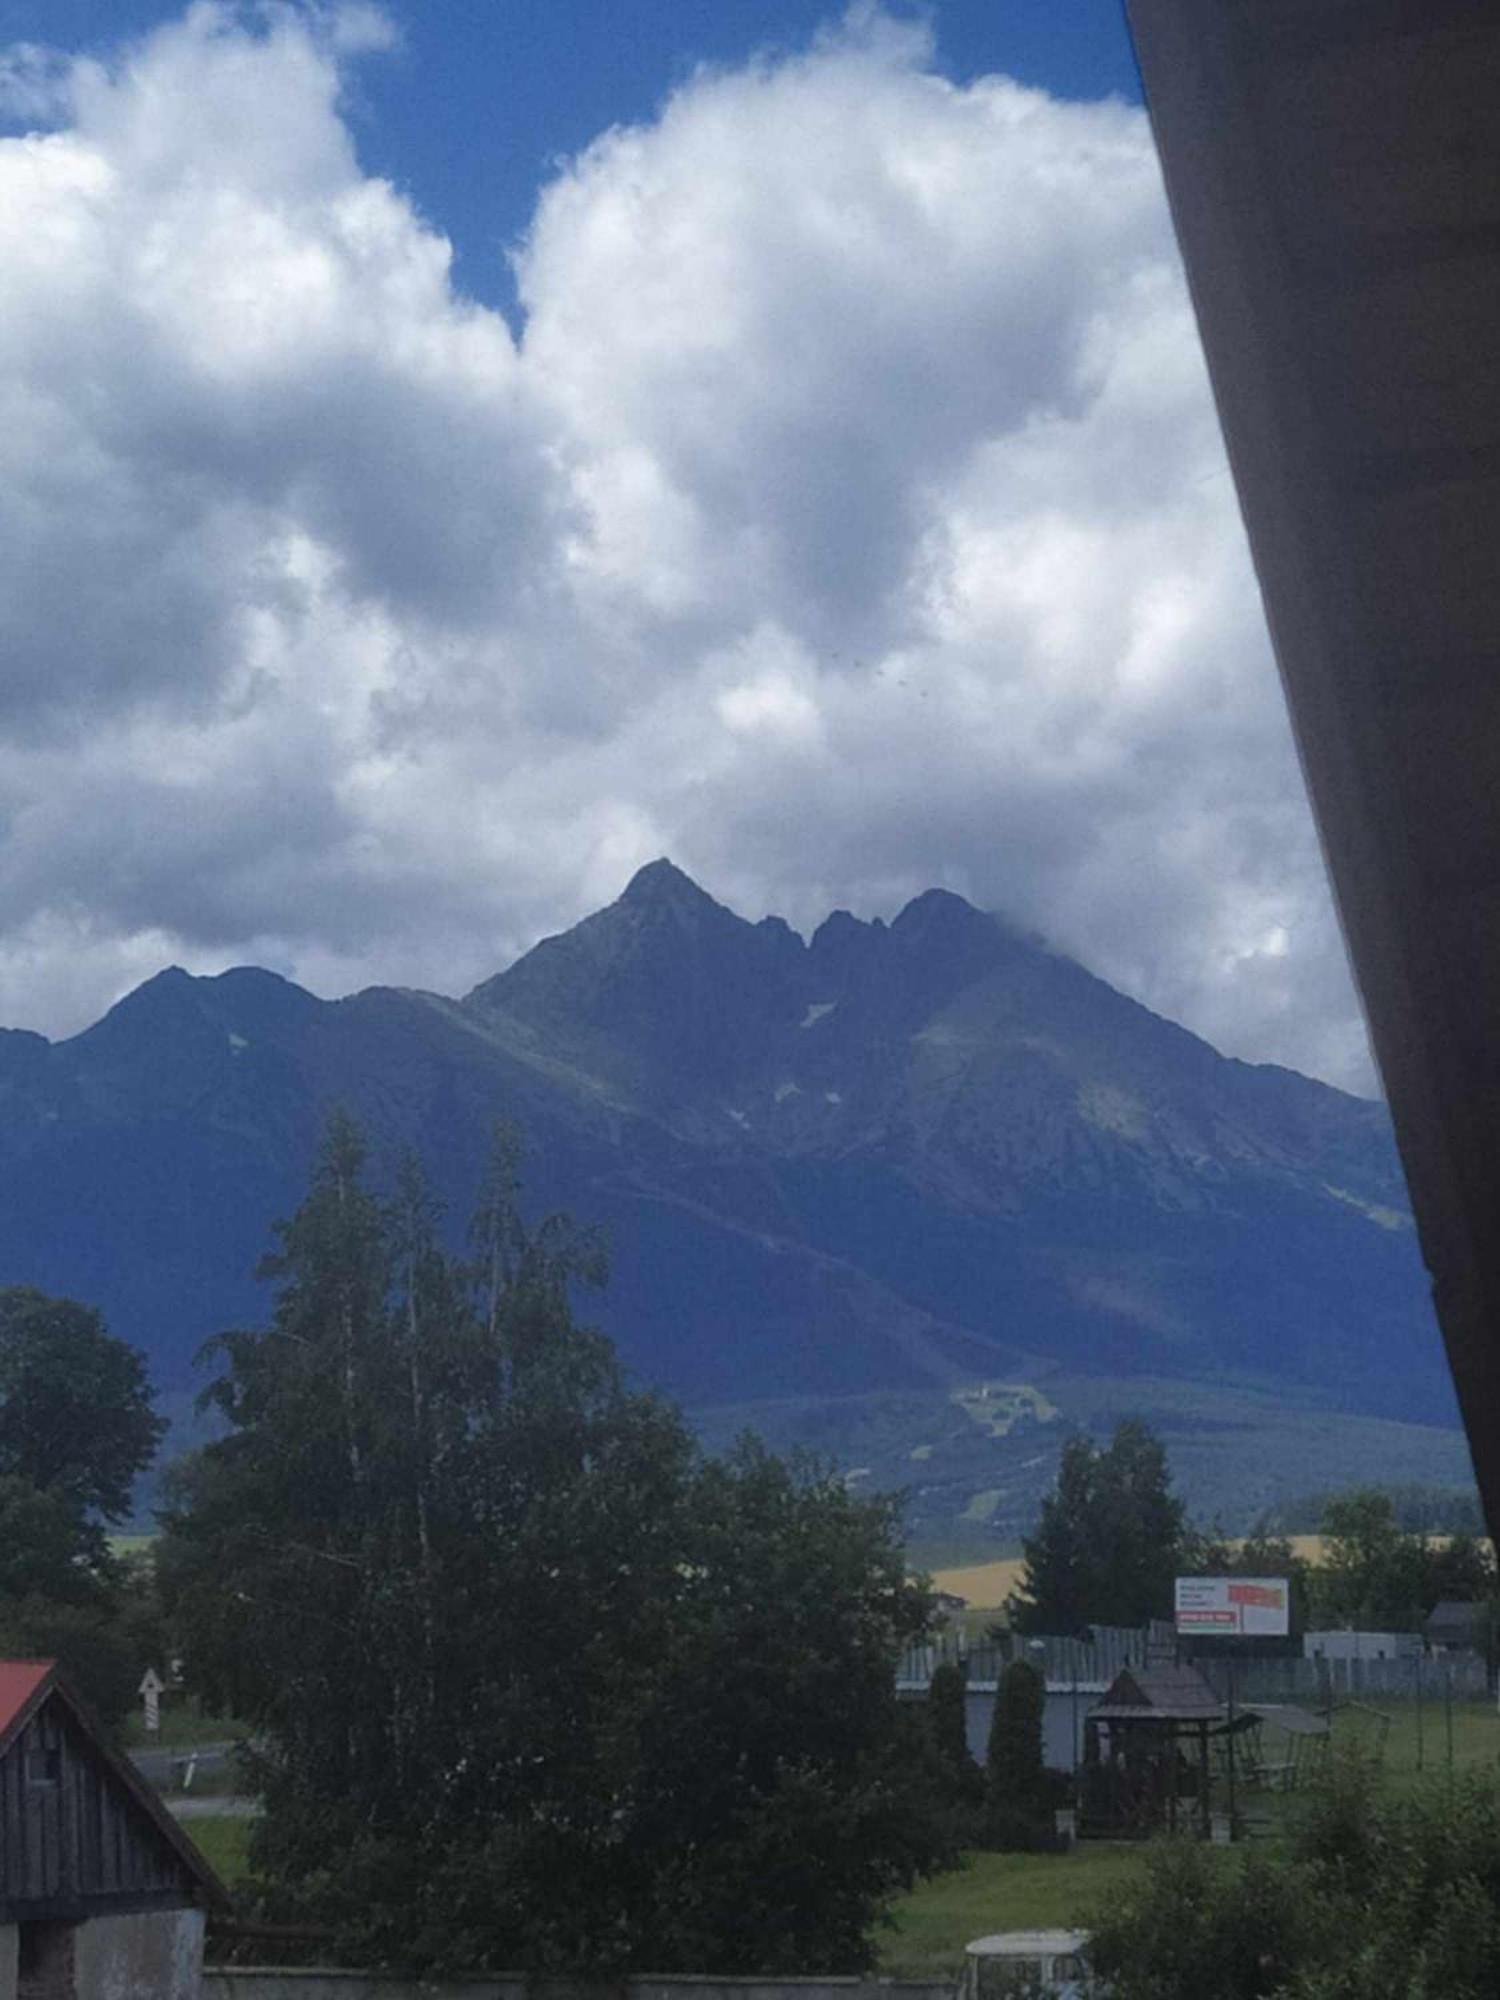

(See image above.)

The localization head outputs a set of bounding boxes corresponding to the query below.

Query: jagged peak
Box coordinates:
[618,857,721,912]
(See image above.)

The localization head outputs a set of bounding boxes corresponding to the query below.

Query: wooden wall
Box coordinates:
[0,1696,194,1916]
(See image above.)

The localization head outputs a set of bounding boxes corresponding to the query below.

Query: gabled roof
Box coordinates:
[0,1661,53,1743]
[1091,1663,1225,1722]
[0,1660,230,1910]
[1425,1600,1482,1638]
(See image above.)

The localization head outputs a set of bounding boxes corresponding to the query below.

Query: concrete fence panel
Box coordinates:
[203,1974,954,2000]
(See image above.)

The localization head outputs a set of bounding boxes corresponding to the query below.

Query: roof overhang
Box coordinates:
[1125,0,1500,1537]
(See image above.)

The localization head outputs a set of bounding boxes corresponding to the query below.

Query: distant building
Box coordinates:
[1425,1601,1485,1653]
[0,1660,225,1999]
[1303,1631,1420,1664]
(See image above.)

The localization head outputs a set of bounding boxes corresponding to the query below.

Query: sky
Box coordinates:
[0,1,1376,1091]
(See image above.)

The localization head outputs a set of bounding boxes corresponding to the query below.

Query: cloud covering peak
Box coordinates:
[0,2,1369,1088]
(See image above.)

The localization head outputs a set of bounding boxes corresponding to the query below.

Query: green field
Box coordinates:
[181,1814,253,1888]
[880,1701,1500,1975]
[879,1847,1148,1977]
[1334,1695,1500,1790]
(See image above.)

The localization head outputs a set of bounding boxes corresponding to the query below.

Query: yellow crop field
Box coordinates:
[930,1559,1027,1609]
[930,1540,1331,1614]
[930,1534,1492,1615]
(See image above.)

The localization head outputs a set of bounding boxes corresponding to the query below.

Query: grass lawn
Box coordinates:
[879,1846,1149,1978]
[882,1703,1500,1975]
[1349,1696,1500,1787]
[180,1814,253,1889]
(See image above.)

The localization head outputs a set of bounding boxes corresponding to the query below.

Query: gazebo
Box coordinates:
[1083,1664,1231,1839]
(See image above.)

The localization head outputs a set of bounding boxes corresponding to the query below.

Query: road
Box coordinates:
[166,1793,260,1819]
[129,1738,238,1789]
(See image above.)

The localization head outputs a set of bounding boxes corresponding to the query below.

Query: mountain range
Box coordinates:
[0,861,1469,1541]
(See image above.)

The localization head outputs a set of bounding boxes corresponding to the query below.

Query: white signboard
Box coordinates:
[1175,1576,1289,1638]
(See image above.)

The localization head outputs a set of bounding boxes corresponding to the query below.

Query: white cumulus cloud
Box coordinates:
[0,1,1371,1090]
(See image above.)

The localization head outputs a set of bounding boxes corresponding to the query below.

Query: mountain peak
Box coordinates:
[619,858,718,912]
[892,886,983,930]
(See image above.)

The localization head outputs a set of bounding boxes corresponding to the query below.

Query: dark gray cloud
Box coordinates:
[0,3,1373,1090]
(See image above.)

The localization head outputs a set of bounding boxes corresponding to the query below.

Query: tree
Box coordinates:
[1010,1421,1186,1632]
[624,1439,950,1974]
[160,1116,950,1973]
[0,1286,163,1523]
[984,1660,1051,1851]
[1419,1530,1495,1615]
[0,1288,164,1727]
[928,1659,982,1834]
[1312,1489,1426,1630]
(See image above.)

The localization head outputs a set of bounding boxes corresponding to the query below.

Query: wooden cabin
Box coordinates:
[0,1660,225,1999]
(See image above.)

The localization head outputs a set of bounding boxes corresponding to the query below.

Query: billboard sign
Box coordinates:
[1175,1576,1290,1638]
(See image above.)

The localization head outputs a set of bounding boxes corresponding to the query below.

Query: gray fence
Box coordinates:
[1198,1650,1490,1703]
[202,1974,954,2000]
[901,1634,1491,1707]
[897,1624,1148,1690]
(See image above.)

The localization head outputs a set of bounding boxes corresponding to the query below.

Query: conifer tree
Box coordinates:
[1010,1420,1187,1631]
[984,1659,1050,1850]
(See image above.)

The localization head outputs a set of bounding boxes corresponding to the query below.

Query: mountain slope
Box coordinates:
[0,862,1459,1531]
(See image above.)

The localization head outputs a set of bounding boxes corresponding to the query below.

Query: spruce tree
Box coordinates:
[1010,1419,1187,1631]
[928,1657,982,1833]
[985,1659,1050,1850]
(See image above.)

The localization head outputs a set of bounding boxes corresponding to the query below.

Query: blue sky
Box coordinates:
[3,2,1142,309]
[0,2,1363,1088]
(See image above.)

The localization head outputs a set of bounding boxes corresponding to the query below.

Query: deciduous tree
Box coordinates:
[0,1287,163,1725]
[160,1116,949,1974]
[1312,1488,1425,1630]
[0,1286,163,1523]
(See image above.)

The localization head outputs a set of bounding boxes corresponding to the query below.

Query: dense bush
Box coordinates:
[1085,1751,1500,2000]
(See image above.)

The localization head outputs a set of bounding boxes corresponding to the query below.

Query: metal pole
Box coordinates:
[1445,1658,1454,1799]
[1416,1649,1424,1772]
[1226,1655,1238,1842]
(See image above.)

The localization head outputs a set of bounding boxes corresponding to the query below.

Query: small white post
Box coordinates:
[138,1666,164,1735]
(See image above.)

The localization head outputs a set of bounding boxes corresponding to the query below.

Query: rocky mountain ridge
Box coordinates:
[0,861,1461,1532]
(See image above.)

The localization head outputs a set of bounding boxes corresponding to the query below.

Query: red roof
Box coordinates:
[0,1661,53,1739]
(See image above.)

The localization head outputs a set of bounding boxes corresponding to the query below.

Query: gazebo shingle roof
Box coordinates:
[1089,1663,1226,1723]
